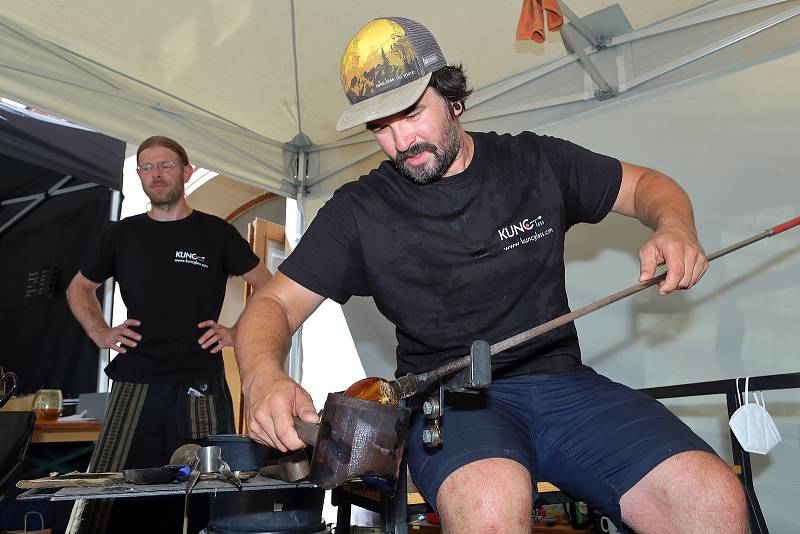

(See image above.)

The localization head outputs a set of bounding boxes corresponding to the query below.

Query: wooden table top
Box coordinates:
[32,419,101,443]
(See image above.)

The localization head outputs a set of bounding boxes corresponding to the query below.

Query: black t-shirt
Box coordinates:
[280,131,622,378]
[81,210,259,383]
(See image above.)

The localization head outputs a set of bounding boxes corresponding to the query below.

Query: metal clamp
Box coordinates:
[444,340,492,393]
[423,381,445,449]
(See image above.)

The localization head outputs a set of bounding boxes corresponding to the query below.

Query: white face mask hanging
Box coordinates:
[728,377,782,455]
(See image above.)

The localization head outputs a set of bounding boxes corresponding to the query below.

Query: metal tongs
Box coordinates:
[183,445,240,534]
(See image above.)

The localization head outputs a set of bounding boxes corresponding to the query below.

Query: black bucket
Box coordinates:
[201,434,326,534]
[205,488,326,534]
[202,434,283,471]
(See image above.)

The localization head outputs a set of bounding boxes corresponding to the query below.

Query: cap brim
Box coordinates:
[336,73,432,132]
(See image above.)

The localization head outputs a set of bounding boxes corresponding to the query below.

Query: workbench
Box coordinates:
[17,473,315,502]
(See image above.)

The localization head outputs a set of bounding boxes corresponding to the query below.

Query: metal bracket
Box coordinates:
[422,381,445,448]
[594,86,618,100]
[444,340,492,393]
[594,34,613,49]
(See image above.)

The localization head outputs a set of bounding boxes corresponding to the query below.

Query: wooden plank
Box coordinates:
[407,481,561,506]
[32,420,101,443]
[18,473,123,489]
[34,420,101,431]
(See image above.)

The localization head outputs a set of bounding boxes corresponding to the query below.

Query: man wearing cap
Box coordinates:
[235,17,746,534]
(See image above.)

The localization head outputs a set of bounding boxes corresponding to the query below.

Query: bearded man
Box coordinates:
[234,17,747,534]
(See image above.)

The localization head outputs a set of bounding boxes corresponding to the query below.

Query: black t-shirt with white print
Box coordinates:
[279,131,622,378]
[81,210,259,383]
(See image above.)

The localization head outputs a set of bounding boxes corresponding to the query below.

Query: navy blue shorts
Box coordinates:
[407,371,715,532]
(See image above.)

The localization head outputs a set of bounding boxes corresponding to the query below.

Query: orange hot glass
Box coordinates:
[344,377,399,406]
[32,388,63,421]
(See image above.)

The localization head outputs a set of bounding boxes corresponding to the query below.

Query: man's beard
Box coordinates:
[393,115,462,185]
[145,180,184,208]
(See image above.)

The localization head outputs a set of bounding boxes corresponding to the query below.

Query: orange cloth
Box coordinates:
[516,0,564,43]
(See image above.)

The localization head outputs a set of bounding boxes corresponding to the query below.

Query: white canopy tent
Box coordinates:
[2,1,799,530]
[0,1,795,195]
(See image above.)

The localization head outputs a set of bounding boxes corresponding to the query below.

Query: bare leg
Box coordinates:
[436,458,532,534]
[621,451,747,534]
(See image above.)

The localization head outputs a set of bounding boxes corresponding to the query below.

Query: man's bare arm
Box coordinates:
[234,271,325,451]
[66,272,141,352]
[612,161,707,294]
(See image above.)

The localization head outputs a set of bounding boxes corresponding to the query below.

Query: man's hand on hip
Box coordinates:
[198,320,234,353]
[92,319,142,353]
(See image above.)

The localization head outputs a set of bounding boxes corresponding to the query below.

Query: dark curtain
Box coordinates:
[0,186,112,396]
[0,104,123,396]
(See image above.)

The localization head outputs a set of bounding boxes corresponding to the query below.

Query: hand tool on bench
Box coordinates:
[258,450,311,482]
[285,393,410,489]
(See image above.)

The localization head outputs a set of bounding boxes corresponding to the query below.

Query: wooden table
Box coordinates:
[32,419,101,444]
[27,419,101,474]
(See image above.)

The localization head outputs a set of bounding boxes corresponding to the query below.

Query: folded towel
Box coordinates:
[516,0,564,43]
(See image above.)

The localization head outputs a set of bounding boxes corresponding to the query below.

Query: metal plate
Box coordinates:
[17,475,316,501]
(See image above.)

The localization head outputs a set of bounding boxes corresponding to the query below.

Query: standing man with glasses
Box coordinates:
[66,136,269,533]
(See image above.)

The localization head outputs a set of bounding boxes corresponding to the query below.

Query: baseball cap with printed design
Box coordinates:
[337,17,447,131]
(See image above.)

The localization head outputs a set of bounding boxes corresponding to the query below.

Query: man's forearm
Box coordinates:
[66,284,109,345]
[633,169,697,236]
[234,292,296,389]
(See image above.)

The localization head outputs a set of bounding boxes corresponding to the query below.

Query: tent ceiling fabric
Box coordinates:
[0,0,794,196]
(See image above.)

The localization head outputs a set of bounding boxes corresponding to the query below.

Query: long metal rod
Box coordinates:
[553,25,613,94]
[462,92,588,125]
[287,148,306,381]
[97,189,122,394]
[406,216,800,393]
[2,182,98,206]
[557,1,599,47]
[0,175,72,236]
[622,4,800,92]
[612,0,794,47]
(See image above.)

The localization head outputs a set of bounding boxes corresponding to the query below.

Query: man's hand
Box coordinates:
[198,320,234,354]
[91,319,142,353]
[639,226,708,295]
[243,368,319,452]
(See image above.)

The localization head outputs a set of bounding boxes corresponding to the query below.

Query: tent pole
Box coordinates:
[96,189,121,393]
[558,25,617,100]
[557,1,601,47]
[286,148,306,382]
[0,175,72,237]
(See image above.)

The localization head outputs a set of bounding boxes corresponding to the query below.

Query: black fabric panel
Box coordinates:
[0,411,35,494]
[0,188,111,396]
[0,102,124,396]
[0,156,107,234]
[0,103,124,192]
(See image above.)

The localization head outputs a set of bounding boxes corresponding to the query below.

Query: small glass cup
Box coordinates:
[32,389,63,421]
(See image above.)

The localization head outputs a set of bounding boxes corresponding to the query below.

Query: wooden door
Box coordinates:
[226,217,286,432]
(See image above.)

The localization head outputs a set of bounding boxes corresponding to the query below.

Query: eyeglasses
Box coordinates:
[137,161,181,173]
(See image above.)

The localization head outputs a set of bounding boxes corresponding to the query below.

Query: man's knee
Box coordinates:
[672,452,745,506]
[676,452,748,530]
[436,458,532,534]
[624,451,748,533]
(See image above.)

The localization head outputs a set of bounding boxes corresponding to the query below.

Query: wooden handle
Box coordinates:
[292,417,319,446]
